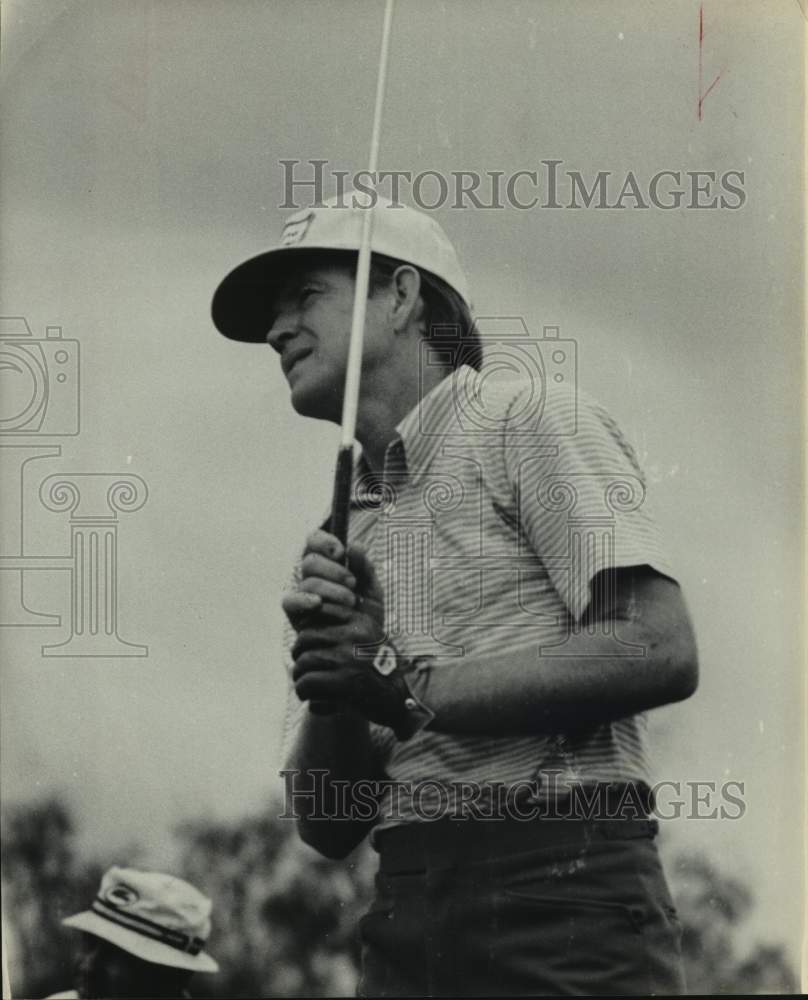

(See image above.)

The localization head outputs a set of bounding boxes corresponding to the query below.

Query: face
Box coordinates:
[75,935,189,999]
[265,259,392,421]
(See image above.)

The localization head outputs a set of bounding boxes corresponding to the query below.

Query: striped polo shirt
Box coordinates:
[281,364,675,823]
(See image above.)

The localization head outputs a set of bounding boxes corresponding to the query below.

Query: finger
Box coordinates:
[282,594,353,633]
[295,670,353,704]
[299,576,356,607]
[282,591,322,626]
[300,552,356,586]
[310,601,355,624]
[292,644,369,683]
[292,627,351,660]
[345,544,382,597]
[291,645,338,678]
[304,529,345,562]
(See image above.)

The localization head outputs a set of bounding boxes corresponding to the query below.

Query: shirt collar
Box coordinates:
[350,365,476,501]
[392,364,475,482]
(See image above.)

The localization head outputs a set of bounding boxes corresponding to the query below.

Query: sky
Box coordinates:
[0,0,804,970]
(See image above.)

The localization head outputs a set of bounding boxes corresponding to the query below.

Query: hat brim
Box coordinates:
[62,911,219,974]
[211,245,362,343]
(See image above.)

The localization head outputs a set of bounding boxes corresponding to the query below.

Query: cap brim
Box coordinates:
[211,245,361,343]
[62,911,219,974]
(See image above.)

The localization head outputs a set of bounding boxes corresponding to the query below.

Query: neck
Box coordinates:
[355,365,446,471]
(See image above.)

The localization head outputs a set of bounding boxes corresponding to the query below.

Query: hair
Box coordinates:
[368,253,483,371]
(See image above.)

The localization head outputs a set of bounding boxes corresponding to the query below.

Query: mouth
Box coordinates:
[282,347,312,378]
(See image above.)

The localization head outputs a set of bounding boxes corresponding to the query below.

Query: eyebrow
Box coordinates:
[268,276,327,327]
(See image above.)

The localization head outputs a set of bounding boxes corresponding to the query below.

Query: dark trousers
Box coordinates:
[357,817,685,997]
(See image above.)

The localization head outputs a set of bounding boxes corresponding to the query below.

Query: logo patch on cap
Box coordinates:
[280,211,314,246]
[107,883,140,906]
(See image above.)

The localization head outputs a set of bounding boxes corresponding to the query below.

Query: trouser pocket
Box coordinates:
[486,888,653,996]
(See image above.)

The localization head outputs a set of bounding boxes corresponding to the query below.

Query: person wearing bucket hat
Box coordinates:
[213,194,697,996]
[46,867,218,999]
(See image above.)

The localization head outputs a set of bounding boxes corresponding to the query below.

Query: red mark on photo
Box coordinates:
[698,4,724,121]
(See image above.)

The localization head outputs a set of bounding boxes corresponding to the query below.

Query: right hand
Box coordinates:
[282,528,359,632]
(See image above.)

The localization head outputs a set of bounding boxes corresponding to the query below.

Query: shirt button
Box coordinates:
[405,698,417,711]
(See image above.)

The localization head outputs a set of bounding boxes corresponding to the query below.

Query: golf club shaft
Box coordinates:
[311,0,395,716]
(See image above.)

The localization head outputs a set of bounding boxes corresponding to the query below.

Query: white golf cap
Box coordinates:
[62,866,219,974]
[211,193,471,342]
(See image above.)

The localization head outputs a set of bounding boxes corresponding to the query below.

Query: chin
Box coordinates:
[289,379,342,423]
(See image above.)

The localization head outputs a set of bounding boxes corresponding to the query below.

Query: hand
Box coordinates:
[285,530,409,733]
[282,529,362,632]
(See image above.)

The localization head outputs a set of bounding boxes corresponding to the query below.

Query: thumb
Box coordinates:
[346,544,383,601]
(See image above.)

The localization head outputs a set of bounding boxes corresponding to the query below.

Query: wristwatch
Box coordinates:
[371,642,435,741]
[372,643,398,676]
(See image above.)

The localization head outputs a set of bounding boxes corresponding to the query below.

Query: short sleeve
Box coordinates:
[503,387,676,621]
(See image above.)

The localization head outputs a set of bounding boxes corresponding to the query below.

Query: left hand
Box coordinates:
[290,532,408,731]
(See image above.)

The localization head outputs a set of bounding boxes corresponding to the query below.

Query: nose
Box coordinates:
[266,307,300,353]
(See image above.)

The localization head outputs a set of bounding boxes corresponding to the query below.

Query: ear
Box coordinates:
[389,265,423,334]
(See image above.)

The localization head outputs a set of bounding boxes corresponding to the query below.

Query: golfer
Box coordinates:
[212,195,698,996]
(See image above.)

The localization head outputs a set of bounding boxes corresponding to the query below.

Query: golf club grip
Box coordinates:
[329,444,354,548]
[310,445,355,716]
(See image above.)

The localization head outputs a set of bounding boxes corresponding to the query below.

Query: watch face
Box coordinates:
[372,644,397,676]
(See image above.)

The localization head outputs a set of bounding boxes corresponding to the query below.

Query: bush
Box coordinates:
[1,797,798,997]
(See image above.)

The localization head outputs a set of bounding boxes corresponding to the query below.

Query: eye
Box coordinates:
[299,285,320,304]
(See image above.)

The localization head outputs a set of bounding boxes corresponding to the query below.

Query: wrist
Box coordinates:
[372,643,435,741]
[305,703,370,730]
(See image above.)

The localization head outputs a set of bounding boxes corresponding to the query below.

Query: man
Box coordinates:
[212,194,698,996]
[47,867,218,999]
